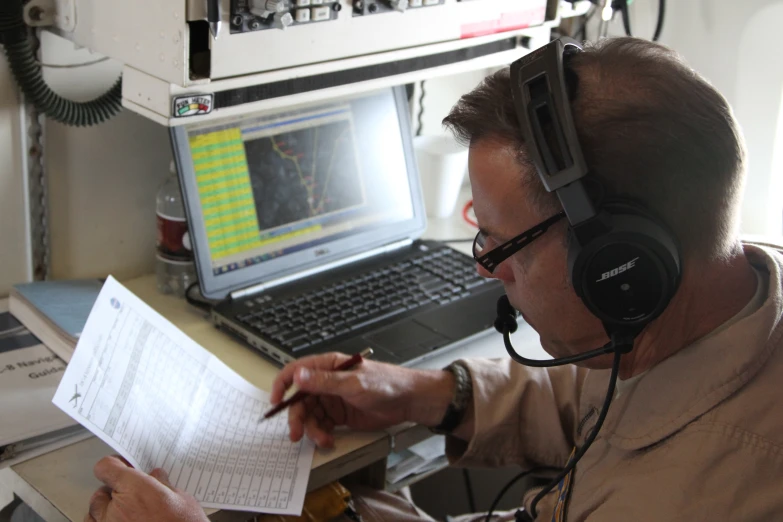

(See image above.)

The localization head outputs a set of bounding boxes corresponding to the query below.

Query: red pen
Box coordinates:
[261,347,374,422]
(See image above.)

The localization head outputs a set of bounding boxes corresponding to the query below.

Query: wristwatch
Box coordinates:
[431,361,473,434]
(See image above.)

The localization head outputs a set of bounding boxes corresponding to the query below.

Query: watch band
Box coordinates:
[431,361,473,434]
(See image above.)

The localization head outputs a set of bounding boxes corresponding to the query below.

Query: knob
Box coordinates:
[266,0,289,13]
[390,0,407,11]
[274,11,294,28]
[249,0,289,16]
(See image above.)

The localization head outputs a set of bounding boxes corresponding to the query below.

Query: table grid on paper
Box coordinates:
[79,306,302,511]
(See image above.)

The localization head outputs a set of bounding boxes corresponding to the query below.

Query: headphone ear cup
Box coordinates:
[569,205,681,328]
[494,296,519,334]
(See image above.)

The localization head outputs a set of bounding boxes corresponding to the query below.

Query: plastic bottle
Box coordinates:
[156,161,196,296]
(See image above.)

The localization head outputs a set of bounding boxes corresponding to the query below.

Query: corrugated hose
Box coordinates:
[0,0,123,126]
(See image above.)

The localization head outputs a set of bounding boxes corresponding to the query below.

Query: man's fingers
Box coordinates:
[271,353,353,404]
[321,416,336,435]
[320,395,348,426]
[88,486,112,522]
[294,366,357,397]
[304,414,334,449]
[150,468,173,489]
[288,402,307,442]
[93,455,137,491]
[112,454,132,468]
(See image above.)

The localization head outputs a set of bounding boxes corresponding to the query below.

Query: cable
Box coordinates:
[494,301,635,519]
[620,2,632,36]
[571,6,596,41]
[527,350,624,518]
[185,282,211,312]
[463,469,477,513]
[484,467,561,522]
[462,200,478,228]
[37,56,110,69]
[596,17,605,39]
[0,0,123,126]
[416,80,425,137]
[652,0,665,41]
[616,0,665,41]
[504,331,616,367]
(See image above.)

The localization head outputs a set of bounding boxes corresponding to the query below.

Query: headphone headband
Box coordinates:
[510,37,598,229]
[508,37,682,330]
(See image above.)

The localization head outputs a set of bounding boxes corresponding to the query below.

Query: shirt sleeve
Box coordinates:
[445,358,588,470]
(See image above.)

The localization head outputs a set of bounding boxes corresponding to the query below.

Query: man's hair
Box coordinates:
[443,37,746,261]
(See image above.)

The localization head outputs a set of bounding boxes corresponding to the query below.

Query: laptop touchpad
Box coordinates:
[364,320,450,358]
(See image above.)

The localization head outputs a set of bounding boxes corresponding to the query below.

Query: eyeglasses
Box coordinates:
[473,212,566,273]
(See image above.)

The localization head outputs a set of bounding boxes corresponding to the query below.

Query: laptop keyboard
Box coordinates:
[234,246,494,352]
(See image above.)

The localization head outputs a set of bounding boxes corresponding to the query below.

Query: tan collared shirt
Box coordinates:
[447,243,783,520]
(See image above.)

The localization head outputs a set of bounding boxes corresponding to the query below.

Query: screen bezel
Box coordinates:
[170,86,427,300]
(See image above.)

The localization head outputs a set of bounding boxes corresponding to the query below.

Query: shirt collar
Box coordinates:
[579,244,783,451]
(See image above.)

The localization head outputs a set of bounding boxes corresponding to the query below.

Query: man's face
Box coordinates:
[469,140,610,363]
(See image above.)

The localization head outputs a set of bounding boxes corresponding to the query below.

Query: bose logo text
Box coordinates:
[596,257,639,282]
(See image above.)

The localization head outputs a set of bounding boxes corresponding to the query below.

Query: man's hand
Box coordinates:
[86,455,208,522]
[270,352,455,448]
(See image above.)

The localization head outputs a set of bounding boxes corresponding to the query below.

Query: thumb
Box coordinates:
[294,366,356,396]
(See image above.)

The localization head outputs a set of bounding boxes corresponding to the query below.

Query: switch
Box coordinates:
[312,0,324,5]
[311,5,331,20]
[295,8,311,21]
[296,0,311,6]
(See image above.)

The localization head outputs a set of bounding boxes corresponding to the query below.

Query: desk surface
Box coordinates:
[0,190,551,522]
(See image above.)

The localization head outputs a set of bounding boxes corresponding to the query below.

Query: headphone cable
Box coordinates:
[484,466,562,522]
[493,299,634,520]
[527,348,624,519]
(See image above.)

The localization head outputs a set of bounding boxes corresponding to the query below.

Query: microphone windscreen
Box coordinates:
[494,296,518,334]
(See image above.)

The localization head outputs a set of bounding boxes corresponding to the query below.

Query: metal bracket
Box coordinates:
[21,30,50,281]
[23,0,76,32]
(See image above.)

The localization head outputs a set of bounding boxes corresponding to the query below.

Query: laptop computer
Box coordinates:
[171,86,505,366]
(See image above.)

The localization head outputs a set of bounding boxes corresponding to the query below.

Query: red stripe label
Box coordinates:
[460,6,546,39]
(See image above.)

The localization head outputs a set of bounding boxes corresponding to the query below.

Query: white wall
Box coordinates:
[412,70,490,138]
[0,33,173,294]
[591,0,783,237]
[40,32,173,281]
[0,57,31,296]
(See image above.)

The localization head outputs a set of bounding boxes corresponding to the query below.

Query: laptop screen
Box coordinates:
[172,87,426,299]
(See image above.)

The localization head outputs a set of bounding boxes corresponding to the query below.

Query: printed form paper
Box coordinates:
[52,277,315,515]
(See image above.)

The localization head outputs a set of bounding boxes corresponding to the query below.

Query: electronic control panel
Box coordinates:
[44,0,551,84]
[33,0,555,124]
[231,0,341,32]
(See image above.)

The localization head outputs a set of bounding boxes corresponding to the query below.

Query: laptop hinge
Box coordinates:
[230,238,414,300]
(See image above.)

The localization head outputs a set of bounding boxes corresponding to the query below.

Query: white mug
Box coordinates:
[413,135,469,218]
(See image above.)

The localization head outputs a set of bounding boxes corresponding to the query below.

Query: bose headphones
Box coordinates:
[499,36,682,341]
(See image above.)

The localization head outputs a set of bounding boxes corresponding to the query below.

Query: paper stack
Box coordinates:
[0,300,90,467]
[386,435,447,487]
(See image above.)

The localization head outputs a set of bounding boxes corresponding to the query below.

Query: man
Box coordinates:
[86,37,783,522]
